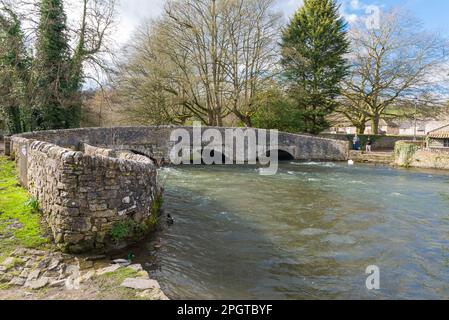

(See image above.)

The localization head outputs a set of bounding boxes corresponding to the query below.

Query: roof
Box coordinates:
[428,123,449,135]
[365,119,398,127]
[429,132,449,139]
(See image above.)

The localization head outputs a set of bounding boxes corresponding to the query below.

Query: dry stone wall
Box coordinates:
[10,134,159,253]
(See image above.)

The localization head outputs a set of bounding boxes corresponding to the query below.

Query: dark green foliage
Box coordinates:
[252,88,303,133]
[1,1,84,134]
[0,7,32,134]
[110,192,164,243]
[281,0,349,134]
[151,192,164,217]
[33,0,80,130]
[25,197,40,213]
[110,219,149,244]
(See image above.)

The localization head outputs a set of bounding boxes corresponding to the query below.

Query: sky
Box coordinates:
[111,0,449,46]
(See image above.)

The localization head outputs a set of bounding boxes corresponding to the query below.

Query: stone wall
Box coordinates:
[4,136,11,156]
[10,136,159,253]
[11,126,349,163]
[395,146,449,170]
[321,134,425,151]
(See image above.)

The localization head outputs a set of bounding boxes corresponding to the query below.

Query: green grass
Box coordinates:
[0,156,48,262]
[91,267,150,300]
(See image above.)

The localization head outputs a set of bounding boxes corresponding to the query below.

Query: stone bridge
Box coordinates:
[8,126,349,163]
[6,126,349,253]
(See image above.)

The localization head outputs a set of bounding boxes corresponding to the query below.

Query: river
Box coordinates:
[134,162,449,300]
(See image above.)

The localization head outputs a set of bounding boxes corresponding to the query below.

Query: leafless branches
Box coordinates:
[338,9,449,134]
[115,0,282,126]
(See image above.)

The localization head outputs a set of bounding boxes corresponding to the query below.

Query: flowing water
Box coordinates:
[134,162,449,300]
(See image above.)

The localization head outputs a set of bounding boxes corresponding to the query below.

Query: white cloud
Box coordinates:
[350,0,361,10]
[115,0,165,44]
[276,0,304,19]
[346,14,359,23]
[65,0,165,46]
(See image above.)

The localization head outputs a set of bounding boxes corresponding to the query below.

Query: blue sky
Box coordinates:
[373,0,449,33]
[112,0,449,44]
[56,0,447,48]
[277,0,449,35]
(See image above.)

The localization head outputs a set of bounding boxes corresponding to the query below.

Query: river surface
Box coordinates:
[135,162,449,300]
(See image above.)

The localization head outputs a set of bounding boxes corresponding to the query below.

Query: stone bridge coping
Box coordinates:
[10,126,350,162]
[11,125,347,143]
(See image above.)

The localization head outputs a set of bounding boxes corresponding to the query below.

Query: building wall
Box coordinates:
[428,138,449,149]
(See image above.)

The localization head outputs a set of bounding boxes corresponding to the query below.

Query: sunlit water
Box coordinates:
[133,162,449,300]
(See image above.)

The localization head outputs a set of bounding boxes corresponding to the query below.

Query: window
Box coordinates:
[444,140,449,148]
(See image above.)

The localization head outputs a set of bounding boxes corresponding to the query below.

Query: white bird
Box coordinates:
[348,160,355,166]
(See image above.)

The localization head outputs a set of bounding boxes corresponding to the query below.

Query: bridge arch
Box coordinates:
[265,149,295,161]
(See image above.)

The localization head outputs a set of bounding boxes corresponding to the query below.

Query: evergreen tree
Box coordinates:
[33,0,71,130]
[0,7,31,134]
[281,0,349,134]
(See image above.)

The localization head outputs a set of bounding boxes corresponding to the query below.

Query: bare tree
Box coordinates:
[223,0,281,127]
[116,0,281,127]
[114,20,195,125]
[338,9,449,134]
[1,0,117,86]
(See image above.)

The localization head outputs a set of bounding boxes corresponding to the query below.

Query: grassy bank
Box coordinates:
[0,156,48,262]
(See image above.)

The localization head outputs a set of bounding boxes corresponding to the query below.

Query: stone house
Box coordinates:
[328,119,399,135]
[427,124,449,150]
[328,119,449,137]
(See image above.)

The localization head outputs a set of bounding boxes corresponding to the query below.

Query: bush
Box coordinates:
[394,141,419,167]
[110,192,164,243]
[110,219,148,244]
[252,89,304,133]
[25,197,40,212]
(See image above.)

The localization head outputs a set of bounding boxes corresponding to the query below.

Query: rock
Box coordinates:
[7,220,24,230]
[27,249,46,256]
[27,269,41,281]
[80,270,95,283]
[121,278,161,290]
[0,266,6,272]
[79,260,94,270]
[128,264,143,272]
[64,264,80,277]
[85,255,106,262]
[112,259,131,267]
[65,276,81,290]
[25,260,35,268]
[19,269,29,278]
[0,274,13,283]
[9,277,26,286]
[43,269,60,278]
[12,248,27,257]
[2,257,15,267]
[26,277,49,290]
[96,264,121,275]
[48,279,66,288]
[48,258,60,271]
[137,289,170,300]
[37,257,51,269]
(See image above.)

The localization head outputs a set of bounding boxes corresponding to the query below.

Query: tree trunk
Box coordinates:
[356,123,366,135]
[6,105,22,134]
[371,116,380,135]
